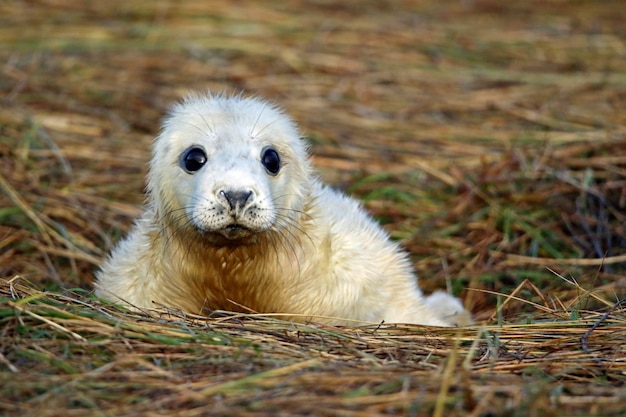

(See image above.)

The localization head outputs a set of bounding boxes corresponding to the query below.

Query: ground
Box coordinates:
[0,1,625,416]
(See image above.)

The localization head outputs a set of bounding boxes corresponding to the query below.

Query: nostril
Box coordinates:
[219,189,253,210]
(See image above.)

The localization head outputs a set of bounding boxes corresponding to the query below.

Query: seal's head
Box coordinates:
[148,93,312,244]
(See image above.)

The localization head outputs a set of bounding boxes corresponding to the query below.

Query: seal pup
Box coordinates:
[95,92,471,326]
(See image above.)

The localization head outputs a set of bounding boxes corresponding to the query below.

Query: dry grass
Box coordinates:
[1,0,625,415]
[2,277,625,416]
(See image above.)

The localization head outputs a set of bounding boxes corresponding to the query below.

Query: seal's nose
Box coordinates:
[219,189,253,211]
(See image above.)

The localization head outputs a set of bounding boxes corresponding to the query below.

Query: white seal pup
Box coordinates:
[95,92,471,326]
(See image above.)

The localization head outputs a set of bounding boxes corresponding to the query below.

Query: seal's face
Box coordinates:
[148,94,311,243]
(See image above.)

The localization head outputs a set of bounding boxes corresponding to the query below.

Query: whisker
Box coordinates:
[250,100,270,137]
[180,120,211,138]
[254,115,283,138]
[195,108,215,135]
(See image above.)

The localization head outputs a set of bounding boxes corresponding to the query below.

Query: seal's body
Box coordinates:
[95,93,470,326]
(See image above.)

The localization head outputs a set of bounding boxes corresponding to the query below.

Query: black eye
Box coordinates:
[261,147,281,175]
[181,147,207,173]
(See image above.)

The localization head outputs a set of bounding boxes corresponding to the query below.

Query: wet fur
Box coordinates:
[95,93,471,326]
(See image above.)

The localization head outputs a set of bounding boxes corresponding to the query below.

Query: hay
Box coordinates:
[1,277,625,416]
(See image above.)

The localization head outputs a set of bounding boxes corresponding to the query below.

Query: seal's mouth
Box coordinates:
[192,222,262,244]
[218,224,254,240]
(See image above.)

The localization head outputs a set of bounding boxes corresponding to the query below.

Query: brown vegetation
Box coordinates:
[1,1,624,415]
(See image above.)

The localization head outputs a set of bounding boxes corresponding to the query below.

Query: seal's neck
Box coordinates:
[155,212,305,315]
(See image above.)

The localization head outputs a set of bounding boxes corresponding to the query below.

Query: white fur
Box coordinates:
[95,92,471,327]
